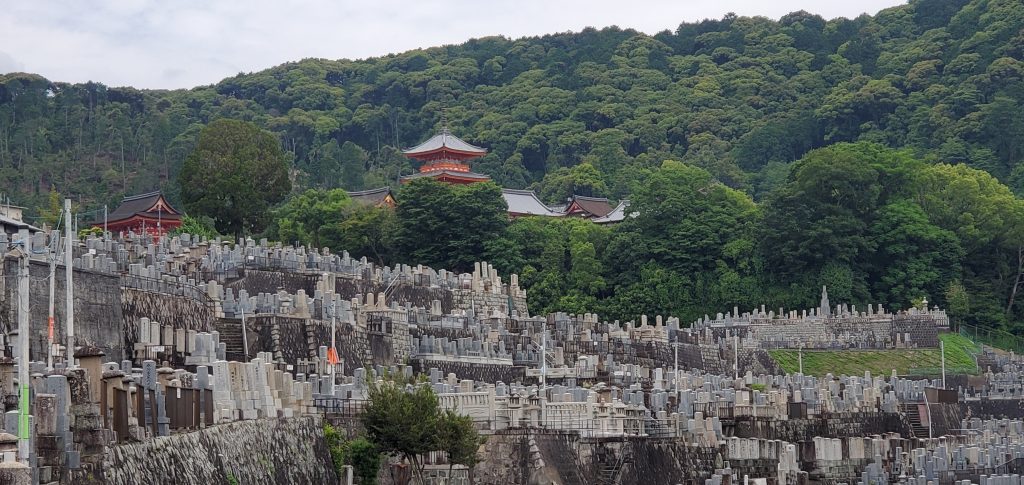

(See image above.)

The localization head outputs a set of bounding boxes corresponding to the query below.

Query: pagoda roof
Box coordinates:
[565,195,614,218]
[502,189,565,217]
[403,127,487,158]
[101,190,182,224]
[401,169,491,183]
[593,199,632,224]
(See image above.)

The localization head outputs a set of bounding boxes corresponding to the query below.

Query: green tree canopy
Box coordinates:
[179,119,291,236]
[395,179,508,272]
[270,188,351,248]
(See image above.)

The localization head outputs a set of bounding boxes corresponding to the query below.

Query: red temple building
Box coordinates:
[95,191,183,237]
[400,127,491,184]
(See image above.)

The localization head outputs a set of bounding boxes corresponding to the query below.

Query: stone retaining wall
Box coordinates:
[733,412,909,442]
[410,358,525,384]
[1,258,125,361]
[122,287,212,352]
[99,417,336,485]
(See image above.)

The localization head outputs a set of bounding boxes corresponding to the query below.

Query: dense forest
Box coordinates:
[1,0,1024,329]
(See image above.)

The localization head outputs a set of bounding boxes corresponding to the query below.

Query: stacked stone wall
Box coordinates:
[228,268,319,295]
[122,288,212,353]
[1,259,124,361]
[410,359,524,383]
[98,417,336,485]
[732,412,909,442]
[606,438,723,485]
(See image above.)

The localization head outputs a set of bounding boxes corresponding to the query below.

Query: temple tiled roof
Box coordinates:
[401,170,491,182]
[566,195,614,218]
[402,128,487,156]
[593,200,631,224]
[347,187,394,206]
[502,189,565,217]
[104,191,182,223]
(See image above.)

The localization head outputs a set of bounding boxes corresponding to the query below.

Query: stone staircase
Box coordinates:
[214,319,246,361]
[597,442,631,485]
[901,403,928,438]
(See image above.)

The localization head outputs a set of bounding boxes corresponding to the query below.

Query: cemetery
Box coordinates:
[0,228,1023,485]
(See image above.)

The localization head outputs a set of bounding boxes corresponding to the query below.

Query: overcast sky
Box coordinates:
[0,0,906,90]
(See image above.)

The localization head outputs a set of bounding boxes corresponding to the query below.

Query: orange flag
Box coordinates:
[327,347,339,365]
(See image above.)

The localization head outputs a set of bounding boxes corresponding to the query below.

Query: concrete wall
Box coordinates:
[99,417,337,485]
[1,258,124,361]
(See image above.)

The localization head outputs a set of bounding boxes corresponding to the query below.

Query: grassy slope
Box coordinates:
[768,334,979,377]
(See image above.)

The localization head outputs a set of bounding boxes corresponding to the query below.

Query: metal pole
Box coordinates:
[330,301,337,375]
[47,230,57,371]
[940,339,946,389]
[16,229,31,463]
[103,204,107,238]
[541,325,547,426]
[924,390,933,440]
[240,304,249,362]
[64,199,75,367]
[799,344,803,375]
[734,334,739,380]
[673,336,678,391]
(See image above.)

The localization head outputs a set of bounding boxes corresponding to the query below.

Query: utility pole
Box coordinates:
[47,229,58,371]
[103,204,107,238]
[330,297,337,380]
[240,303,249,362]
[540,324,547,426]
[673,334,678,391]
[15,229,31,463]
[799,344,803,375]
[940,339,946,389]
[734,334,739,380]
[64,199,74,367]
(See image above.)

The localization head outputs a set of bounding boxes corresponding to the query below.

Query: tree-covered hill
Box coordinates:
[1,0,1023,214]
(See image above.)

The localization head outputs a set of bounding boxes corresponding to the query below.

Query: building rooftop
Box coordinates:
[347,187,395,207]
[401,169,492,182]
[593,200,631,224]
[502,189,565,217]
[402,127,487,158]
[565,195,614,218]
[103,191,182,224]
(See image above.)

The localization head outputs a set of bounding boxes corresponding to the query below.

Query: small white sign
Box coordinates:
[152,345,165,353]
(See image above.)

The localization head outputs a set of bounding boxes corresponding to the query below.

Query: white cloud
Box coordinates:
[0,0,907,89]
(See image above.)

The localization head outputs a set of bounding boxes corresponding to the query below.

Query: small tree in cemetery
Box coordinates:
[361,378,481,485]
[437,409,483,480]
[361,379,440,484]
[324,423,382,485]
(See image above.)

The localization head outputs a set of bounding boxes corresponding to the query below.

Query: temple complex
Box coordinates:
[385,123,632,223]
[94,191,182,237]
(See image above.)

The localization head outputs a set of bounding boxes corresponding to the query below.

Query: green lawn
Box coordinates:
[768,334,979,377]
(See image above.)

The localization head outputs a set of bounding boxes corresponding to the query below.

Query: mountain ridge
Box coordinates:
[0,0,1021,215]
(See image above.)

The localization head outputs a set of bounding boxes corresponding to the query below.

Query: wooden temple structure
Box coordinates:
[400,127,491,184]
[94,191,182,237]
[381,121,630,223]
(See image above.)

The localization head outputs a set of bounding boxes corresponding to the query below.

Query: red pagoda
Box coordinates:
[400,127,490,184]
[94,191,182,237]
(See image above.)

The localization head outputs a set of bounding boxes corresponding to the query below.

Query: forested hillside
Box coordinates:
[2,0,1023,211]
[1,0,1024,330]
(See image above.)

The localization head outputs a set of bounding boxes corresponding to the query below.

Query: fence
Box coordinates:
[120,273,211,303]
[959,323,1024,354]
